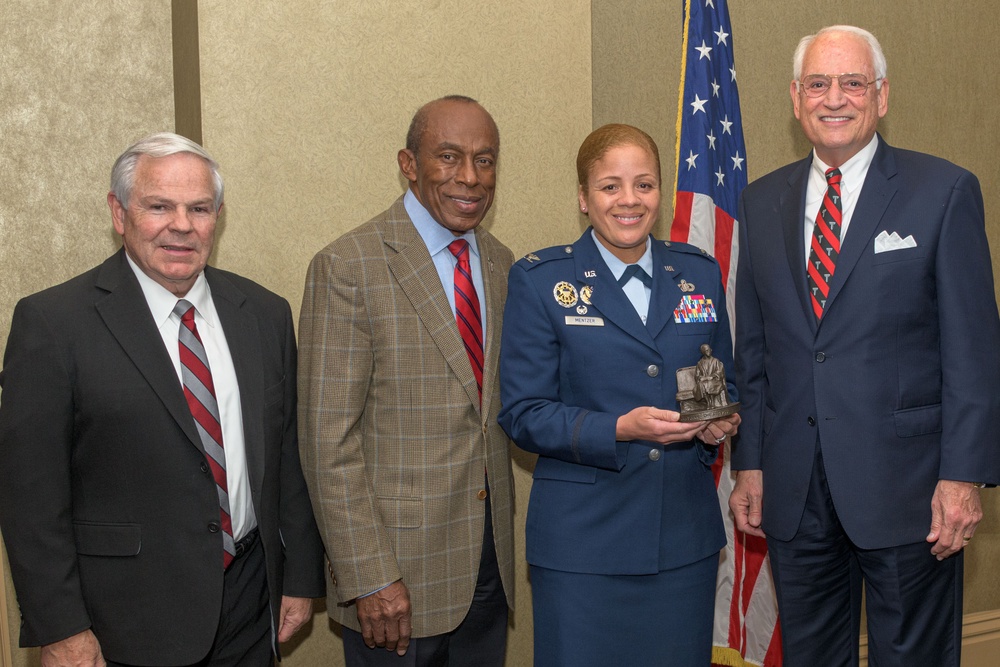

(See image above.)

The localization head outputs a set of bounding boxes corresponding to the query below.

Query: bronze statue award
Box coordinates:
[676,344,741,422]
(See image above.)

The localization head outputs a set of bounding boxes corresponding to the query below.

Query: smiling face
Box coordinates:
[397,99,499,236]
[578,142,660,263]
[109,152,219,296]
[791,30,889,167]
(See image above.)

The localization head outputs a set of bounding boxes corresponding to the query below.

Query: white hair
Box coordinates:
[793,25,887,91]
[110,132,224,211]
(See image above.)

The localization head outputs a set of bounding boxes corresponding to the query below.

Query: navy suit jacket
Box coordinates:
[733,136,1000,548]
[0,249,326,664]
[498,230,732,575]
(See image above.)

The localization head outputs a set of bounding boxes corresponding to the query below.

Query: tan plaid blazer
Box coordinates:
[298,197,515,637]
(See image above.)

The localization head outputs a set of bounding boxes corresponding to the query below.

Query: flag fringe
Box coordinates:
[712,645,762,667]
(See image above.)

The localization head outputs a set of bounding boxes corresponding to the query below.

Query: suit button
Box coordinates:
[208,522,220,533]
[807,417,816,426]
[482,424,488,434]
[477,489,488,500]
[648,448,661,462]
[815,352,826,362]
[646,365,659,378]
[200,462,210,474]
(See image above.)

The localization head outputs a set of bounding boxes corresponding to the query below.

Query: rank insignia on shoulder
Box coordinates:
[553,281,579,308]
[524,253,541,263]
[673,295,718,323]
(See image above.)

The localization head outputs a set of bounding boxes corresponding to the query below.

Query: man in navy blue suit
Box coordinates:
[729,25,1000,666]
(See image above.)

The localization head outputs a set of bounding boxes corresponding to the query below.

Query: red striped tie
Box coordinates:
[807,168,843,321]
[175,300,236,568]
[448,239,484,403]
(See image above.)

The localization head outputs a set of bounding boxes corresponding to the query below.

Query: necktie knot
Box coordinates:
[174,299,195,323]
[448,239,470,261]
[618,264,652,288]
[825,167,842,187]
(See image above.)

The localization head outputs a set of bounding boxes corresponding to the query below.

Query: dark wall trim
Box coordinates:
[171,0,202,144]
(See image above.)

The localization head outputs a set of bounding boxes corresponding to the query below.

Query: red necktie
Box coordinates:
[448,239,484,403]
[175,300,236,568]
[807,168,843,321]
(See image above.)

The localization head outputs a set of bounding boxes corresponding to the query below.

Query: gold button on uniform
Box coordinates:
[477,489,488,500]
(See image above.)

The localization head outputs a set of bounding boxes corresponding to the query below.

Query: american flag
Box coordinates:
[670,1,782,665]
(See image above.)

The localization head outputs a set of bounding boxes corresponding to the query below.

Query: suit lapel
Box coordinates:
[207,269,265,496]
[94,250,204,453]
[573,232,657,350]
[781,158,816,332]
[477,230,505,420]
[823,139,897,318]
[382,199,482,410]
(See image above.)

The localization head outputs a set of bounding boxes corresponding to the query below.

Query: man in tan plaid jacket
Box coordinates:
[298,95,515,666]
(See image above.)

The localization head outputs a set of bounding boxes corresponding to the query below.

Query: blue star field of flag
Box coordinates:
[676,0,747,220]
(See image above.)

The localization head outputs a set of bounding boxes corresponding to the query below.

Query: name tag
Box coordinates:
[565,316,605,327]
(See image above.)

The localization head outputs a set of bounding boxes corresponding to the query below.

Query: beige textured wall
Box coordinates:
[196,2,592,665]
[0,1,175,665]
[593,0,1000,616]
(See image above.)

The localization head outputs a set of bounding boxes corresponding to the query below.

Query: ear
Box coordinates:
[108,192,126,235]
[876,78,889,118]
[790,80,802,120]
[578,185,588,214]
[398,149,418,183]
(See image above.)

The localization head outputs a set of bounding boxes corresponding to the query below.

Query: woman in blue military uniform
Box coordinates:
[498,124,740,666]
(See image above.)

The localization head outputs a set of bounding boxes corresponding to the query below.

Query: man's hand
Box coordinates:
[40,629,104,667]
[356,580,412,656]
[697,413,742,445]
[616,406,707,445]
[730,469,765,538]
[926,479,983,560]
[277,596,315,643]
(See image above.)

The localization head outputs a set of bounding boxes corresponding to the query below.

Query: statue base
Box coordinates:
[678,401,741,423]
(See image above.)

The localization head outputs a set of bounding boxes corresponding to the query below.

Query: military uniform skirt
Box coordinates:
[529,553,717,666]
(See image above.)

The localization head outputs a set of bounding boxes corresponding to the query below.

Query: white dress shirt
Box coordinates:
[592,230,653,324]
[803,134,879,265]
[126,255,256,539]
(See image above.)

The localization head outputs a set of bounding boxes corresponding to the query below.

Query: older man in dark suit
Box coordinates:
[0,133,325,666]
[729,25,1000,666]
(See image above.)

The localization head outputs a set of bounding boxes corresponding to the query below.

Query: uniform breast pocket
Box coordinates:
[674,322,715,337]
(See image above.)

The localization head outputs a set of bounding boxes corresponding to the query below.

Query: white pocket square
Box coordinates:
[874,230,917,254]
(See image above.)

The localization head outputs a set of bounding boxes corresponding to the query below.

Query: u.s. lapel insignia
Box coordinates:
[678,279,695,293]
[525,253,541,263]
[584,269,597,279]
[580,285,593,305]
[553,281,578,308]
[665,265,675,272]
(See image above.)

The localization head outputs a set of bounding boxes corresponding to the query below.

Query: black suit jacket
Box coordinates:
[733,136,1000,547]
[0,249,325,664]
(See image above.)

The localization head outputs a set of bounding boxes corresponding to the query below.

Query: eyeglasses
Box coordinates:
[797,73,880,98]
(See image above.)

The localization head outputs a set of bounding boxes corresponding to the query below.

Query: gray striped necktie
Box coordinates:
[174,299,236,568]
